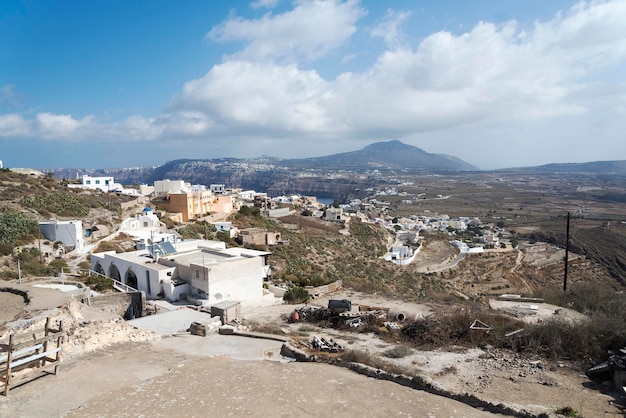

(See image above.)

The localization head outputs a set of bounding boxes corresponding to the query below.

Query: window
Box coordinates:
[143,222,148,227]
[95,180,100,184]
[86,180,91,185]
[195,270,199,279]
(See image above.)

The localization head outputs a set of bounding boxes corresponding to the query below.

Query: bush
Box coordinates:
[525,284,626,362]
[382,345,414,359]
[283,286,310,304]
[21,192,91,216]
[0,206,38,247]
[48,258,68,275]
[93,241,124,253]
[83,274,113,291]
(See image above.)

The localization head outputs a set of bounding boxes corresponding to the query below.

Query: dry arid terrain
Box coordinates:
[1,169,625,417]
[0,280,624,417]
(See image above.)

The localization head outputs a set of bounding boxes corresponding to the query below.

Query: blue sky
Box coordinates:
[1,0,625,169]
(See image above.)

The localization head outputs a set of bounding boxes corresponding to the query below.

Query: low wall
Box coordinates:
[305,280,342,298]
[87,291,146,320]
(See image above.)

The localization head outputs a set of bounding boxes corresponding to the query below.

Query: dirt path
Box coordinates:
[0,340,506,418]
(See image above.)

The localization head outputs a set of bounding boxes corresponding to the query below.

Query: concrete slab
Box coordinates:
[154,333,287,361]
[127,307,213,336]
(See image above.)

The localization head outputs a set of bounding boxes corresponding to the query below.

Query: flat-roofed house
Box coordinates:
[91,239,271,305]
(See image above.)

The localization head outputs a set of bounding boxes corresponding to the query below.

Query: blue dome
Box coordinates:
[143,207,153,212]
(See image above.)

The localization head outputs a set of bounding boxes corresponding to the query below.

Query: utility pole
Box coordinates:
[563,212,570,291]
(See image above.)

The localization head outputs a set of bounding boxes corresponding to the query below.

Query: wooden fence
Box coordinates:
[1,318,64,396]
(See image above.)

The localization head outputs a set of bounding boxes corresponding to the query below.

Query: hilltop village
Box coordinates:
[42,174,513,306]
[1,168,625,417]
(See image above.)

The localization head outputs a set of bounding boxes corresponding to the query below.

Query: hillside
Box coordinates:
[50,140,477,199]
[281,140,479,171]
[519,160,626,175]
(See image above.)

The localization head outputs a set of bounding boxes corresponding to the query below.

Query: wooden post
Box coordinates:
[42,317,50,367]
[3,335,13,396]
[54,321,63,375]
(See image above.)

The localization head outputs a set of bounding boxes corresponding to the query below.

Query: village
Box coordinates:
[32,173,518,307]
[1,171,625,417]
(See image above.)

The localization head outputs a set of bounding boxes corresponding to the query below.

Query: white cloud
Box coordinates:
[35,113,96,139]
[172,60,334,133]
[250,0,280,9]
[1,0,626,168]
[207,0,366,62]
[370,9,411,49]
[0,113,31,136]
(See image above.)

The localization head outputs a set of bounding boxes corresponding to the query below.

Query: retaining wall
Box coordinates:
[87,291,146,319]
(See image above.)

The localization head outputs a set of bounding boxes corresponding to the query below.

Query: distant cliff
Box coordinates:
[51,140,478,199]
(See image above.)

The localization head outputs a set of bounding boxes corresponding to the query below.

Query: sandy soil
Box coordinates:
[1,342,505,418]
[1,287,624,417]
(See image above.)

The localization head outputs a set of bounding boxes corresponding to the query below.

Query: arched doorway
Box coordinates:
[108,264,121,282]
[94,262,105,275]
[125,269,138,290]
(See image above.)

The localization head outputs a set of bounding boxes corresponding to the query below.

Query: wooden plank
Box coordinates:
[9,347,62,369]
[0,343,44,364]
[6,332,65,353]
[5,360,61,389]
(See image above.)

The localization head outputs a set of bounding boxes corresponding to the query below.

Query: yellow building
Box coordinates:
[157,191,233,222]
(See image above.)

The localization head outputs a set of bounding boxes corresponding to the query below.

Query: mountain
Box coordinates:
[281,140,479,171]
[50,140,478,199]
[524,160,626,175]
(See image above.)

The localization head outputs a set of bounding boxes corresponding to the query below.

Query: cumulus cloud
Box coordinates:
[174,0,626,142]
[0,113,32,136]
[35,113,97,139]
[172,60,334,133]
[1,0,625,167]
[207,0,365,62]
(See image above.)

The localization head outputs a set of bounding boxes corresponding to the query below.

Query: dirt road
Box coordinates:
[0,339,506,418]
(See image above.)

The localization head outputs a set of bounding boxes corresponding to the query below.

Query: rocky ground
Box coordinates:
[1,286,624,417]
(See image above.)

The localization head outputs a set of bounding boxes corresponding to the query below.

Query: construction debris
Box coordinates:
[309,336,343,353]
[469,319,492,332]
[588,347,626,394]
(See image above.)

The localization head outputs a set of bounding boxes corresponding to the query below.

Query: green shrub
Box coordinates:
[93,241,124,253]
[283,286,310,304]
[0,206,38,247]
[21,192,91,216]
[555,406,581,417]
[83,274,113,291]
[382,345,414,359]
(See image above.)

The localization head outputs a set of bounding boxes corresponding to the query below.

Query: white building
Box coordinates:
[67,175,123,192]
[383,244,419,265]
[91,239,272,304]
[214,221,238,238]
[154,179,191,196]
[39,219,84,252]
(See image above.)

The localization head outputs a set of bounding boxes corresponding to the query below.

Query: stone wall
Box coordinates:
[87,291,146,320]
